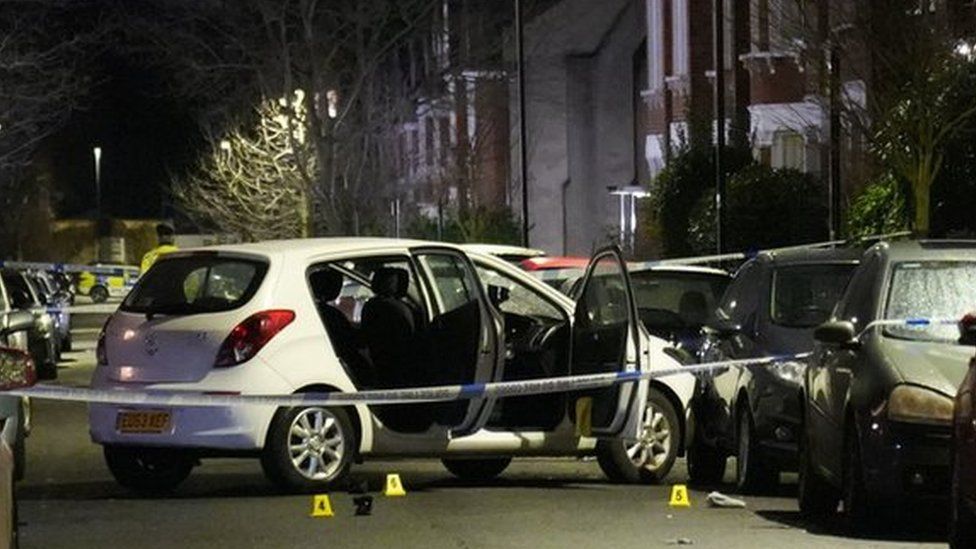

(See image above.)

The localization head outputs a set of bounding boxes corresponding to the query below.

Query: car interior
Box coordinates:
[474,263,571,431]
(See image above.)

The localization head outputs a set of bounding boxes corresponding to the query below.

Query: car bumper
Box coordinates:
[88,361,290,452]
[860,417,951,498]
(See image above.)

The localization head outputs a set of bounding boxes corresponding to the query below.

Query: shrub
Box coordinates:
[846,174,909,238]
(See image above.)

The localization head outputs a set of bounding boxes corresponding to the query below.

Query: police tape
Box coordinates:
[5,354,810,407]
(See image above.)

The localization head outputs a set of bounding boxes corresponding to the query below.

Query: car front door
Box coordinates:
[412,248,504,438]
[569,246,646,438]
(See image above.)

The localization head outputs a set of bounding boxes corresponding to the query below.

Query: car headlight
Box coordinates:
[887,384,954,425]
[770,360,805,385]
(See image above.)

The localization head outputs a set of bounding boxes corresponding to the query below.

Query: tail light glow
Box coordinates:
[214,310,295,367]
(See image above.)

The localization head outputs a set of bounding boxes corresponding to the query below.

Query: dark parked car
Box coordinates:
[0,274,36,484]
[0,269,57,379]
[689,248,860,492]
[800,240,976,522]
[951,312,976,548]
[24,270,72,352]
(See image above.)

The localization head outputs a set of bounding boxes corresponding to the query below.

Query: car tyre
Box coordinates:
[36,360,57,381]
[951,453,976,549]
[61,332,72,353]
[261,406,355,493]
[842,424,872,528]
[90,285,109,303]
[597,389,679,484]
[442,458,511,481]
[735,408,777,494]
[797,417,838,517]
[104,446,194,493]
[687,442,727,485]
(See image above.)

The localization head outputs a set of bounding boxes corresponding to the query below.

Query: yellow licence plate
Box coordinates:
[116,411,172,434]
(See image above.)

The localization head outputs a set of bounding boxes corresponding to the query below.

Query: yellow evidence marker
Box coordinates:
[384,473,407,497]
[310,494,334,517]
[669,484,691,508]
[575,397,593,437]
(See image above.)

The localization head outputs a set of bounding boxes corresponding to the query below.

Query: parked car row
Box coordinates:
[0,267,75,380]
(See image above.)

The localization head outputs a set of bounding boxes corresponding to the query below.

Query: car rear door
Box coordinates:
[570,246,646,438]
[411,247,504,438]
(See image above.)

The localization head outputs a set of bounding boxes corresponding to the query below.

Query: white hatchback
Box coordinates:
[89,238,694,492]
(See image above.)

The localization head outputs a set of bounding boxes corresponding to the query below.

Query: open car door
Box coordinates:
[411,248,504,438]
[570,246,647,439]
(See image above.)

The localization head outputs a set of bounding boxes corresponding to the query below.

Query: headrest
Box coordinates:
[372,267,409,299]
[309,269,344,301]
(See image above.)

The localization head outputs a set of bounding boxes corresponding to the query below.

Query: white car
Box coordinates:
[89,238,694,492]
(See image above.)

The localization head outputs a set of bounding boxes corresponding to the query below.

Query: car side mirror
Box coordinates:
[960,313,976,346]
[0,347,37,390]
[704,317,741,339]
[488,285,510,308]
[814,320,859,349]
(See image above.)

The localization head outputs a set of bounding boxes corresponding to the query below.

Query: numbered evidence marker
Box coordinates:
[310,494,335,518]
[669,484,691,508]
[384,473,406,497]
[575,397,593,438]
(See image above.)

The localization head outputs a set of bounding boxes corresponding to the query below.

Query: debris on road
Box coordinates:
[706,491,746,508]
[665,537,694,545]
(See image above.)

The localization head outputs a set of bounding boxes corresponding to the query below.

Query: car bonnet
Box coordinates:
[878,337,973,396]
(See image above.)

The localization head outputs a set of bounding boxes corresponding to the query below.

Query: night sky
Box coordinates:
[40,53,200,221]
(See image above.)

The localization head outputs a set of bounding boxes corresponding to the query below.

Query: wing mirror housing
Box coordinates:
[0,347,37,390]
[960,313,976,346]
[814,320,859,349]
[488,285,510,308]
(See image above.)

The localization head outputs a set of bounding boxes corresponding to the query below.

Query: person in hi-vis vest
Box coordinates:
[140,223,179,273]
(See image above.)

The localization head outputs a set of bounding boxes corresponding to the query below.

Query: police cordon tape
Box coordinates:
[5,354,810,407]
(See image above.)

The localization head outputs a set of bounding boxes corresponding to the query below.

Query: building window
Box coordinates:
[771,130,804,170]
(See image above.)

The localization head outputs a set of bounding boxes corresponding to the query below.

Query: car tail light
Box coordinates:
[215,310,295,367]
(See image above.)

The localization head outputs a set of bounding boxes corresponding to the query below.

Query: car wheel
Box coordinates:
[442,458,511,481]
[842,424,871,526]
[797,415,838,517]
[735,408,777,494]
[687,442,727,485]
[61,333,72,353]
[90,285,109,303]
[597,389,679,484]
[951,452,976,549]
[104,446,194,493]
[261,406,355,493]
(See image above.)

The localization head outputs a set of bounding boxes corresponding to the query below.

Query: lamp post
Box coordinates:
[93,146,102,219]
[515,0,530,247]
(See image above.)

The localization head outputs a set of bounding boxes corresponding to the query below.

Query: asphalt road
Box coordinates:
[15,317,950,548]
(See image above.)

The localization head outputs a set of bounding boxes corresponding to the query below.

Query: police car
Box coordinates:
[89,239,694,492]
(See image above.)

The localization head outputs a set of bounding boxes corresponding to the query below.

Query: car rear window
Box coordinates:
[121,255,268,315]
[770,263,857,328]
[631,271,730,330]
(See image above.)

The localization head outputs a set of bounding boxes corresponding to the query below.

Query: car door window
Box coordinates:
[419,254,479,315]
[718,261,762,326]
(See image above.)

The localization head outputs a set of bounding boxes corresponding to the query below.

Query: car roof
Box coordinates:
[754,246,863,265]
[460,243,546,259]
[630,264,730,277]
[871,239,976,262]
[179,237,464,260]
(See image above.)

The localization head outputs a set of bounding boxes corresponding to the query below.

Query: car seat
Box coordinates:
[679,290,709,327]
[309,269,372,385]
[360,268,418,388]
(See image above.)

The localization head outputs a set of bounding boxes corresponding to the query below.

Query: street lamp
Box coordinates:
[93,146,102,219]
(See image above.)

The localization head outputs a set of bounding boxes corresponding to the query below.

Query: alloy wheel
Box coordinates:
[626,402,672,473]
[287,407,345,481]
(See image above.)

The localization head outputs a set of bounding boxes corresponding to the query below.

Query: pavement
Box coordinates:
[14,317,951,548]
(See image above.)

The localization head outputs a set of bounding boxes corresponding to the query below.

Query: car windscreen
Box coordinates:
[770,263,857,328]
[631,271,729,330]
[885,261,976,343]
[121,255,268,315]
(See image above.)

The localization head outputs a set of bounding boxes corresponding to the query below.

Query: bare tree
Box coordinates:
[174,92,315,241]
[0,0,102,187]
[119,0,438,236]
